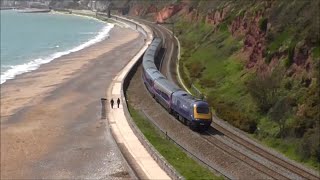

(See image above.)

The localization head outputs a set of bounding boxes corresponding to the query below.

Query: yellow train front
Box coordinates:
[170,91,212,131]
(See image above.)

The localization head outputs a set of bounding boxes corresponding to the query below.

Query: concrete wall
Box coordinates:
[110,14,184,180]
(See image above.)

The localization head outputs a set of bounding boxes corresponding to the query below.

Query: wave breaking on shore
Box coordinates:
[1,23,114,84]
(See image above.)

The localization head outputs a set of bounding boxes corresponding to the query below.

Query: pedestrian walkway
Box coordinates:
[107,77,170,179]
[106,24,170,179]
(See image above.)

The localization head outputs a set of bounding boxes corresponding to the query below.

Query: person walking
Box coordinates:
[110,98,114,109]
[117,98,120,108]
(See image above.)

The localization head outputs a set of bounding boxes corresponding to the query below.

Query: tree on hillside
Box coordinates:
[268,97,292,138]
[247,69,283,113]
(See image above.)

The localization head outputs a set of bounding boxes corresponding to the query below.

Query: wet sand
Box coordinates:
[1,25,144,179]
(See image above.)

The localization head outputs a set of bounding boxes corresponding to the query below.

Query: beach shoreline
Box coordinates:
[1,13,144,178]
[1,10,113,84]
[1,10,114,116]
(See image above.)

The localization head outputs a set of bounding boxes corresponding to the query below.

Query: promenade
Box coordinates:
[106,19,170,179]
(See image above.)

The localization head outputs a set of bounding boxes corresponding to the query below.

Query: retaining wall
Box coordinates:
[106,14,184,180]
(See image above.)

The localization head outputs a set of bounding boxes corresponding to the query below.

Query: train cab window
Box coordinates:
[196,107,209,114]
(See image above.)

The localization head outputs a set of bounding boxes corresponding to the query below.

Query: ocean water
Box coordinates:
[0,10,114,84]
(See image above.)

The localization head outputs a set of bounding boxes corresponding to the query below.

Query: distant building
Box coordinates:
[0,0,50,8]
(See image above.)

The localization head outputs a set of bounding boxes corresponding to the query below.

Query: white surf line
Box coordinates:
[1,13,113,84]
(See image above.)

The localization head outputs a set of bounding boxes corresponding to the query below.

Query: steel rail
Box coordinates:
[210,121,320,180]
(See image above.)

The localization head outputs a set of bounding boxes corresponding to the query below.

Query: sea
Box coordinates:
[0,10,114,84]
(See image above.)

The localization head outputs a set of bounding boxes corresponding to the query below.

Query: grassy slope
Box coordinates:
[174,0,320,171]
[128,105,222,180]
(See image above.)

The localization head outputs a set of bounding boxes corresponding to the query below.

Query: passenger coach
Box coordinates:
[142,37,212,131]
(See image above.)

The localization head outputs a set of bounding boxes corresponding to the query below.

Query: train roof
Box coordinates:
[154,78,181,95]
[146,69,165,80]
[143,52,154,59]
[143,54,154,61]
[143,38,162,61]
[143,54,155,64]
[152,37,162,45]
[146,48,156,56]
[147,45,158,53]
[174,91,210,107]
[173,90,199,104]
[143,60,157,70]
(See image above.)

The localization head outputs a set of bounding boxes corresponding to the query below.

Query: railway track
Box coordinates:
[132,18,179,85]
[201,128,289,180]
[209,121,320,180]
[130,16,320,179]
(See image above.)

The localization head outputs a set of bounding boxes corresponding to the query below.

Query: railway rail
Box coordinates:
[128,16,320,179]
[201,128,289,180]
[210,121,320,180]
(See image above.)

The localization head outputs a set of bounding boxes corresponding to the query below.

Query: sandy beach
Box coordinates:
[1,24,144,179]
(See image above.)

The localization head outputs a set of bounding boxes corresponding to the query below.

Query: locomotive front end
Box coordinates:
[192,101,212,130]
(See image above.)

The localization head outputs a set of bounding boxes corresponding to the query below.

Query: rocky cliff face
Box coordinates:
[231,10,266,70]
[154,3,183,23]
[135,1,316,77]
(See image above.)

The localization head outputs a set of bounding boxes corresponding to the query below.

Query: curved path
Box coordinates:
[104,15,170,179]
[1,26,142,179]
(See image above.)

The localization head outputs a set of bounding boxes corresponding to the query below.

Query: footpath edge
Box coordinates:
[107,15,183,180]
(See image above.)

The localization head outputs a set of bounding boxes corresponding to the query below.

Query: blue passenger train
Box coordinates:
[142,38,212,131]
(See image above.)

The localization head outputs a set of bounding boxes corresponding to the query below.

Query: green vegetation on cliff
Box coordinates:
[107,0,319,171]
[170,0,320,170]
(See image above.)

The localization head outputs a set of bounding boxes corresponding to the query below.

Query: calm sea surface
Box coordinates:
[0,10,113,84]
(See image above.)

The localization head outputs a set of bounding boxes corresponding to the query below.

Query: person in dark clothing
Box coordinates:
[117,98,120,108]
[110,98,114,109]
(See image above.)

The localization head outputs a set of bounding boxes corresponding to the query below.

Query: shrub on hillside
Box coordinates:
[185,61,205,79]
[199,77,216,88]
[264,51,273,64]
[268,97,293,138]
[293,78,320,138]
[211,101,257,133]
[246,70,283,113]
[284,80,293,90]
[259,18,268,33]
[285,42,296,68]
[296,125,320,162]
[179,60,192,88]
[291,117,314,138]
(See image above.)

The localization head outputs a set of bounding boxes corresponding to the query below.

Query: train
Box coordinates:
[142,37,212,131]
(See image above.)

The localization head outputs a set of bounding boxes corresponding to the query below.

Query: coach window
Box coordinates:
[162,92,169,101]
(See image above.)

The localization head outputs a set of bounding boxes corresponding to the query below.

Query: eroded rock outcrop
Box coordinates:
[231,10,266,70]
[205,6,229,26]
[155,3,184,23]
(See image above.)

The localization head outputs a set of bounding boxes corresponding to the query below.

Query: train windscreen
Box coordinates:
[196,107,209,114]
